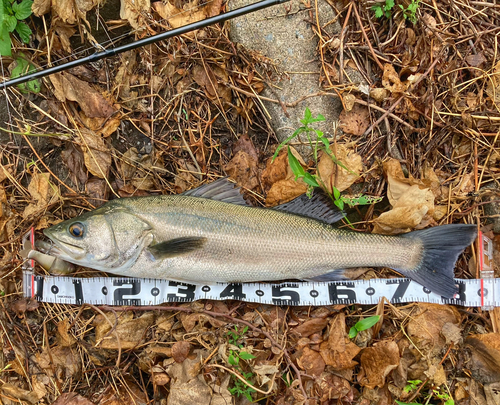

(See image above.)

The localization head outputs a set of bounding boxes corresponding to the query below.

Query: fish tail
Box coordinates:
[398,224,477,298]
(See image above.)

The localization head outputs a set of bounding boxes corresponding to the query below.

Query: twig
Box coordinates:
[209,364,275,395]
[351,2,384,71]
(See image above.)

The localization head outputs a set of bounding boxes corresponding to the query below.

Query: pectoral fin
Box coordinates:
[148,236,207,259]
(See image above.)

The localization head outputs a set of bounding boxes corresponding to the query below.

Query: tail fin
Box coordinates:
[398,224,477,298]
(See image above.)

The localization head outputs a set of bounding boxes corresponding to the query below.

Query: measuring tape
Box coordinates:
[22,271,499,307]
[21,229,498,307]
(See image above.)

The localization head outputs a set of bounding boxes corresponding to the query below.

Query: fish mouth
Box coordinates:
[42,230,86,260]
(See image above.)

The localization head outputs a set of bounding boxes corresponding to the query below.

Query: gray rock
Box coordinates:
[229,0,343,147]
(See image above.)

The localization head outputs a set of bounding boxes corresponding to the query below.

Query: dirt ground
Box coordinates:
[1,0,500,404]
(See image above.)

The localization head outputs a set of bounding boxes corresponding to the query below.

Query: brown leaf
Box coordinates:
[1,382,44,404]
[224,150,259,191]
[120,0,150,28]
[261,150,294,191]
[23,172,59,218]
[120,147,139,180]
[57,319,77,347]
[100,378,148,405]
[50,73,116,118]
[406,303,460,357]
[78,128,112,178]
[265,178,307,207]
[339,104,370,135]
[318,143,363,194]
[465,52,487,67]
[382,64,407,94]
[61,143,88,187]
[80,115,121,138]
[358,340,400,388]
[318,375,351,402]
[172,341,191,363]
[152,0,222,30]
[320,313,361,370]
[9,298,39,317]
[179,313,226,333]
[52,393,94,405]
[373,159,435,234]
[297,347,325,377]
[466,333,500,384]
[234,134,258,161]
[369,88,389,103]
[36,346,82,380]
[292,318,329,337]
[192,64,217,98]
[94,312,155,349]
[86,177,109,207]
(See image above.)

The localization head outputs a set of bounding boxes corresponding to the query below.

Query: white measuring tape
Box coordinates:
[21,230,498,307]
[22,271,499,307]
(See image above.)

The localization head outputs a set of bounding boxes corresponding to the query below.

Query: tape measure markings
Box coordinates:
[23,271,499,307]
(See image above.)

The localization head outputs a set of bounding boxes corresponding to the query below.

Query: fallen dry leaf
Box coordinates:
[265,178,308,207]
[36,346,82,380]
[320,313,361,370]
[168,351,232,405]
[318,143,363,194]
[78,128,112,178]
[179,312,226,333]
[0,184,16,243]
[382,64,407,94]
[100,378,148,405]
[152,0,222,30]
[224,150,259,191]
[339,104,370,135]
[406,303,460,357]
[1,382,45,404]
[50,73,116,118]
[120,0,150,29]
[373,159,436,234]
[94,311,155,349]
[174,159,199,193]
[52,392,94,405]
[297,347,326,376]
[358,340,400,388]
[61,142,88,187]
[86,177,110,207]
[57,319,77,347]
[23,172,59,218]
[466,333,500,383]
[318,374,351,402]
[172,341,191,363]
[32,0,103,24]
[261,149,295,191]
[292,317,329,337]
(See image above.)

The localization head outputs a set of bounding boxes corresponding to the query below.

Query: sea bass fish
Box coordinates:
[42,178,477,298]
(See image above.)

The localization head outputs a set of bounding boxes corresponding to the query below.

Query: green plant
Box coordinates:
[399,0,420,24]
[226,326,257,401]
[348,315,380,338]
[396,384,454,405]
[0,0,33,56]
[273,107,381,211]
[10,55,41,93]
[372,0,395,19]
[404,380,423,393]
[372,0,420,23]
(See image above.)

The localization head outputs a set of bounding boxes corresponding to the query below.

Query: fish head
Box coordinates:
[43,202,153,271]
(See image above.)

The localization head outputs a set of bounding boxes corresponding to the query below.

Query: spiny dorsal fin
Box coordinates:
[182,177,249,206]
[148,237,207,259]
[273,189,345,224]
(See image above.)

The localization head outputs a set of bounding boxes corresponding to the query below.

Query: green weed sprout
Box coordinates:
[399,0,420,24]
[372,0,395,19]
[226,326,257,401]
[273,107,381,211]
[348,315,380,338]
[10,54,41,93]
[0,0,34,56]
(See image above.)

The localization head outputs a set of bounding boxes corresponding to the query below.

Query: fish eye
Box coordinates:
[69,222,85,238]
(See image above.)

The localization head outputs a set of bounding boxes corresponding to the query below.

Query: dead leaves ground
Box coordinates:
[1,0,500,403]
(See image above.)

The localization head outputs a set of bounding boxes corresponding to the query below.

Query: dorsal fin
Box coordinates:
[182,177,249,206]
[273,189,345,224]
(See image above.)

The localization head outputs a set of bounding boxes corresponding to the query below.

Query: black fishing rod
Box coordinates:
[0,0,290,90]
